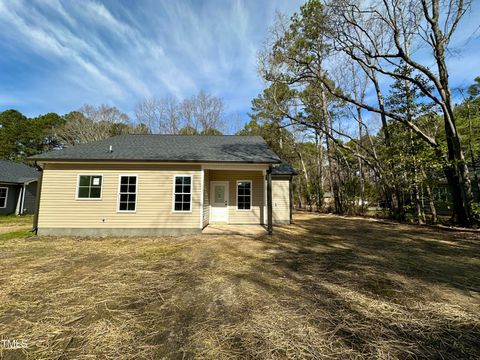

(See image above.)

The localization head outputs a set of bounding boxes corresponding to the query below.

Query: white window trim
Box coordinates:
[236,180,252,212]
[172,174,193,213]
[75,174,103,201]
[117,174,138,213]
[0,187,8,209]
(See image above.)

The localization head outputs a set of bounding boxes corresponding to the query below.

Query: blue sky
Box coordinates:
[0,0,479,134]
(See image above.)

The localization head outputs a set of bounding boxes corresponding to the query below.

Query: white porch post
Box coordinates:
[15,186,23,215]
[20,183,26,214]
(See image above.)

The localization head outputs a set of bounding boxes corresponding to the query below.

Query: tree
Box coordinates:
[455,77,480,201]
[57,105,148,145]
[25,112,65,156]
[182,90,224,134]
[254,0,477,225]
[237,119,296,164]
[0,110,64,161]
[0,110,29,160]
[324,0,475,225]
[135,96,181,134]
[135,91,225,135]
[178,125,199,135]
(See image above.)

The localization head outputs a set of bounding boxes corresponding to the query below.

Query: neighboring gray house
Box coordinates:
[0,160,39,215]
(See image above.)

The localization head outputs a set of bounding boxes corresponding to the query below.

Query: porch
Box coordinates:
[202,165,274,234]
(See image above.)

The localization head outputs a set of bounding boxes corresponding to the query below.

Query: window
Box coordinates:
[77,175,102,199]
[237,181,251,210]
[0,187,8,208]
[118,176,137,212]
[173,175,192,212]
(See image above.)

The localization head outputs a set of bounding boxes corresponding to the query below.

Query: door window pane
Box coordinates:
[214,185,225,203]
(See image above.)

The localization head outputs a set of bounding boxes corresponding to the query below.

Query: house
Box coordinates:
[29,135,297,236]
[0,160,39,215]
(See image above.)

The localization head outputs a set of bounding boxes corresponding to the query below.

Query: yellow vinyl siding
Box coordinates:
[272,178,290,222]
[209,170,264,224]
[38,163,201,229]
[203,169,210,227]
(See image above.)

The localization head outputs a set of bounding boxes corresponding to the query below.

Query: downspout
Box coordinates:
[32,162,43,234]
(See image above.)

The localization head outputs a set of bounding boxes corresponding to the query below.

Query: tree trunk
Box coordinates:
[297,187,303,209]
[466,102,480,201]
[321,84,339,213]
[442,108,474,225]
[296,148,310,211]
[357,105,365,214]
[430,11,474,224]
[371,70,397,216]
[315,130,323,212]
[422,168,437,224]
[408,121,423,224]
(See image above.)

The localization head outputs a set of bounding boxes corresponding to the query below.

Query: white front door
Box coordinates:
[210,181,229,223]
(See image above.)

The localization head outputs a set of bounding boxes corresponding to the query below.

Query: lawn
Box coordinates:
[0,213,479,359]
[0,215,34,240]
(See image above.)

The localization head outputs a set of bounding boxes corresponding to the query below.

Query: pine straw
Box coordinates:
[0,213,479,359]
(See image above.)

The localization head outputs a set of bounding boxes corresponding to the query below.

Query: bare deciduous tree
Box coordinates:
[58,104,147,145]
[135,96,181,134]
[323,0,474,224]
[135,91,225,135]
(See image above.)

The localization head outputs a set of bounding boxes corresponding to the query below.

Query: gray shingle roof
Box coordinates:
[0,160,39,184]
[30,135,282,163]
[272,162,298,175]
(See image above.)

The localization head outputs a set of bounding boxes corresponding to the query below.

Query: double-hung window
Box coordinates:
[77,175,102,199]
[173,175,192,212]
[237,181,251,210]
[118,175,137,212]
[0,187,8,208]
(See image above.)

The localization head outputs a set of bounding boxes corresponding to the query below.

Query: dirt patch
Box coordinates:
[0,213,479,359]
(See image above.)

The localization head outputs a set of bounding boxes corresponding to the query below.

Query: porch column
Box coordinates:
[267,165,273,235]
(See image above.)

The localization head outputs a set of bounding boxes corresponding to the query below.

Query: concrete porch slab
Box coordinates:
[202,224,267,236]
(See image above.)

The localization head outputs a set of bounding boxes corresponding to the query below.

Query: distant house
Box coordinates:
[30,135,297,236]
[0,160,39,215]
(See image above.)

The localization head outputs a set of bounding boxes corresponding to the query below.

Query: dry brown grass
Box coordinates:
[0,213,479,359]
[0,215,32,236]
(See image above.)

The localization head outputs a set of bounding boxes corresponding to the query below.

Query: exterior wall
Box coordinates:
[203,169,210,228]
[0,184,19,215]
[209,170,265,224]
[272,176,291,224]
[37,163,201,231]
[23,182,37,214]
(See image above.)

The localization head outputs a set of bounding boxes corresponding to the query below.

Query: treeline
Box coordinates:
[247,0,480,227]
[0,91,227,161]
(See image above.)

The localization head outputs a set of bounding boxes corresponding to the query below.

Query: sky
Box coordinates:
[0,0,479,134]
